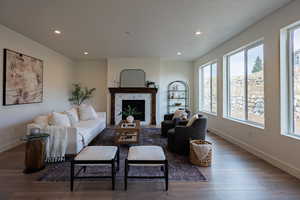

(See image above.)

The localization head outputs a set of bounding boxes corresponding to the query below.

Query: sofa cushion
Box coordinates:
[79,104,98,121]
[33,115,49,128]
[66,108,79,125]
[52,112,71,127]
[73,114,105,145]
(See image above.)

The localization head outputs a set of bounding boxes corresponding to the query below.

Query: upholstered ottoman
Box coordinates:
[124,145,168,191]
[70,146,119,191]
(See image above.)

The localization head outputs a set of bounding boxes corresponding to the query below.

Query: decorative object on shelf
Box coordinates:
[167,80,189,113]
[119,105,141,123]
[68,83,96,105]
[120,69,146,87]
[21,133,49,173]
[146,80,156,88]
[3,49,43,106]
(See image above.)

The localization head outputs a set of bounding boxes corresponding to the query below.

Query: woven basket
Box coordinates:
[189,140,212,167]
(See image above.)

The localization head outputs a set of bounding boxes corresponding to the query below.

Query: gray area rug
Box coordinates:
[38,128,207,182]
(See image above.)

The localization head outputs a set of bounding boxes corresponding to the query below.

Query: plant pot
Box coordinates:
[126,115,134,123]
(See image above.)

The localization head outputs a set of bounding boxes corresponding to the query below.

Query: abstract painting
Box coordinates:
[3,49,43,106]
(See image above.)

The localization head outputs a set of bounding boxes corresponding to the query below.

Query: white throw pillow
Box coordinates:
[172,109,186,119]
[79,104,98,121]
[33,115,49,128]
[52,112,71,127]
[186,114,199,127]
[65,108,79,125]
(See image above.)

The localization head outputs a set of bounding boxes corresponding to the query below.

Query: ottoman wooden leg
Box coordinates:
[124,159,128,190]
[165,160,168,191]
[117,148,120,171]
[112,160,115,190]
[70,161,74,192]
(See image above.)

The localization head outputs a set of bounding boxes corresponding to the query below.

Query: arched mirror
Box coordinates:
[120,69,146,87]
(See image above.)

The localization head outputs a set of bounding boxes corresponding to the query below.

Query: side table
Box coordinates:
[21,133,49,173]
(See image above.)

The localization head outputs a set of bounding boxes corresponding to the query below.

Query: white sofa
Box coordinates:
[27,112,106,155]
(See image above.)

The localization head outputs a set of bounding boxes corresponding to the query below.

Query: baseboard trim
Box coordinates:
[208,128,300,180]
[0,140,23,153]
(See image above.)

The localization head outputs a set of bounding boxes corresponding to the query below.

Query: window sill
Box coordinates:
[199,111,217,117]
[282,133,300,141]
[223,116,265,130]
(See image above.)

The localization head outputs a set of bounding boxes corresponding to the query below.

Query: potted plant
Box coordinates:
[119,105,141,123]
[68,83,96,105]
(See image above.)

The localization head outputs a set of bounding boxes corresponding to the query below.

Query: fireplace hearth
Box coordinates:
[122,100,145,121]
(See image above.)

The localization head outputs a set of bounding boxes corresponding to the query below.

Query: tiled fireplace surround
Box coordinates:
[115,93,151,125]
[108,88,158,125]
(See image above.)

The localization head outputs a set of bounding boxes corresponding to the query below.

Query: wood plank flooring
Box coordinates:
[0,131,300,200]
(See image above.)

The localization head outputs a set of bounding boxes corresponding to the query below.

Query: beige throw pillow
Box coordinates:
[52,112,71,127]
[173,109,184,119]
[33,115,49,128]
[186,114,199,127]
[79,104,98,121]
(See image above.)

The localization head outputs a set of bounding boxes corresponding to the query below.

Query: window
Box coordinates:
[199,62,217,114]
[281,22,300,137]
[225,40,264,127]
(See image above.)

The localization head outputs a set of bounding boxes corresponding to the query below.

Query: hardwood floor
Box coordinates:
[0,131,300,200]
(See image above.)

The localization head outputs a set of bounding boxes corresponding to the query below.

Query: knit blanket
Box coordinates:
[45,126,68,162]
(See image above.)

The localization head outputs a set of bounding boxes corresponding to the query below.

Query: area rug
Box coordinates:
[38,128,207,182]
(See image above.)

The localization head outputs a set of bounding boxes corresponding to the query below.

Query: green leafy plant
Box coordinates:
[68,83,96,105]
[118,105,141,117]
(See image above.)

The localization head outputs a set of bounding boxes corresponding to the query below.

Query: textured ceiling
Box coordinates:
[0,0,292,61]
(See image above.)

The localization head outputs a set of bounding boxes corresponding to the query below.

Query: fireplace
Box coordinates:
[108,88,158,125]
[122,100,145,121]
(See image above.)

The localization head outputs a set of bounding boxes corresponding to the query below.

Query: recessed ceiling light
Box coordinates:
[54,30,61,34]
[84,51,89,55]
[177,52,182,56]
[195,31,202,36]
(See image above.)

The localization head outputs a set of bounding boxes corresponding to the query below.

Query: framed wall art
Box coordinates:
[3,49,43,106]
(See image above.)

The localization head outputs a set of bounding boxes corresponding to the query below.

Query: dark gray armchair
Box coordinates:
[167,114,207,155]
[161,110,191,137]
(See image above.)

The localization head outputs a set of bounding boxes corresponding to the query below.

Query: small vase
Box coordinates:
[126,115,134,123]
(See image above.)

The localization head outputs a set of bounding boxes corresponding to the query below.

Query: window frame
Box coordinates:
[199,60,218,115]
[224,39,265,128]
[280,21,300,138]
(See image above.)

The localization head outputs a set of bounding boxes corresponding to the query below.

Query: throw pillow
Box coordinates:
[186,114,199,127]
[52,112,71,127]
[172,109,184,119]
[79,104,98,121]
[33,115,49,128]
[65,108,79,125]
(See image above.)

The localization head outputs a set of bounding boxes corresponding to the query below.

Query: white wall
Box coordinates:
[74,60,107,112]
[160,60,194,119]
[107,57,194,124]
[0,24,74,152]
[194,0,300,178]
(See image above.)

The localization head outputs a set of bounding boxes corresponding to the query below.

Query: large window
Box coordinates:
[225,41,264,126]
[199,62,217,114]
[281,22,300,137]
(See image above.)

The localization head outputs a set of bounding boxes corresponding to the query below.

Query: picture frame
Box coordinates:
[3,49,43,106]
